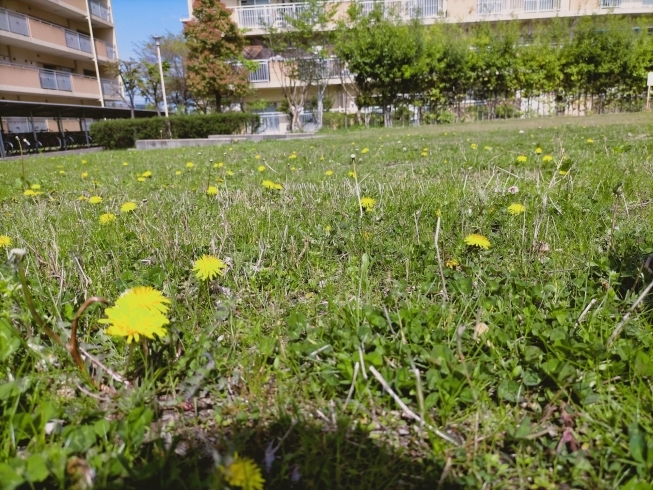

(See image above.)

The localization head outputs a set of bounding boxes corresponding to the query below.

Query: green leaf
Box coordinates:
[25,454,49,483]
[497,380,521,403]
[515,417,531,439]
[0,463,24,490]
[628,424,648,464]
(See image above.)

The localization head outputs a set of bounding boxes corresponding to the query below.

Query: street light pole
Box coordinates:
[153,36,169,118]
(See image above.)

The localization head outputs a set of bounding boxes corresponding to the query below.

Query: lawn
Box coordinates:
[2,113,653,489]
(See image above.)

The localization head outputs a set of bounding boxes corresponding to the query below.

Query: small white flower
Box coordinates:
[351,154,356,159]
[519,130,524,134]
[508,185,519,194]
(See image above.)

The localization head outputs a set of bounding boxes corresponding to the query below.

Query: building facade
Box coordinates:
[0,0,121,134]
[186,0,653,129]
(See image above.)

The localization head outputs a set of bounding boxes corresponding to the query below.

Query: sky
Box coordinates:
[113,0,187,60]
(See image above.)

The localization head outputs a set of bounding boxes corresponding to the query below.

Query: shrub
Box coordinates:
[90,113,260,150]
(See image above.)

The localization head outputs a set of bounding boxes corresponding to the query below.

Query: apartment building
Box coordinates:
[0,0,122,136]
[185,0,653,128]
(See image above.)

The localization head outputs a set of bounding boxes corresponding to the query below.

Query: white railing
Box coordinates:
[65,29,93,53]
[600,0,653,7]
[5,117,48,133]
[359,0,443,18]
[104,42,116,59]
[235,3,311,29]
[89,0,111,22]
[508,0,561,11]
[477,0,504,14]
[256,112,290,134]
[0,7,30,36]
[250,61,270,82]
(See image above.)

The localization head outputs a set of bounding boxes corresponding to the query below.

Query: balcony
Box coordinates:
[101,78,122,99]
[600,0,653,8]
[89,0,112,23]
[249,61,270,83]
[0,62,110,100]
[231,0,443,32]
[95,39,117,60]
[248,58,349,88]
[0,7,95,61]
[477,0,561,15]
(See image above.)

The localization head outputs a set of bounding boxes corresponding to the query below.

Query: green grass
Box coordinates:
[2,112,653,489]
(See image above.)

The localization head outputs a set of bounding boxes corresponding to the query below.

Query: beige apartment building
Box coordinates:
[0,0,121,136]
[185,0,653,129]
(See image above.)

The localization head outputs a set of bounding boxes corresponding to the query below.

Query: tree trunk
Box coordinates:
[215,92,223,113]
[290,107,302,132]
[383,104,392,128]
[316,89,324,131]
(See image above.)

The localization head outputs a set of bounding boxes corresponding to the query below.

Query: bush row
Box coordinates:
[90,113,261,150]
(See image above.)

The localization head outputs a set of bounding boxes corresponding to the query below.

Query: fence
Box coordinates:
[89,0,111,22]
[249,61,270,83]
[0,7,29,36]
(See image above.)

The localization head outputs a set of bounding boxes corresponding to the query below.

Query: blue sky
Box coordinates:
[113,0,187,59]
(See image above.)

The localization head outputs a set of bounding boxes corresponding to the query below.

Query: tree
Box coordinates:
[135,33,194,114]
[335,5,429,127]
[108,59,141,118]
[265,0,338,131]
[184,0,251,113]
[139,60,170,116]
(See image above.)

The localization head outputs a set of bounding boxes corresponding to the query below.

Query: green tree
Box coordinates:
[334,4,428,127]
[184,0,251,113]
[265,0,338,131]
[109,59,141,118]
[135,33,194,114]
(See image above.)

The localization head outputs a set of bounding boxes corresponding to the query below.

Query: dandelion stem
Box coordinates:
[16,259,63,347]
[70,296,109,378]
[434,217,449,301]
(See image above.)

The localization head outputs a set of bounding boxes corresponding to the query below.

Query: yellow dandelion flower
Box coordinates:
[361,148,369,154]
[100,303,169,344]
[116,286,170,314]
[470,143,478,150]
[216,177,224,184]
[542,155,553,162]
[226,170,234,176]
[229,147,233,151]
[78,196,88,201]
[255,155,261,159]
[516,155,527,163]
[360,196,376,211]
[137,177,146,182]
[587,139,594,144]
[290,167,297,171]
[30,184,41,190]
[59,170,65,175]
[89,196,103,204]
[221,454,265,490]
[535,148,542,154]
[121,202,137,213]
[193,255,227,281]
[82,159,87,164]
[484,146,492,151]
[421,152,428,157]
[122,162,129,166]
[273,183,283,190]
[262,180,276,190]
[325,170,333,176]
[288,154,297,160]
[0,235,12,248]
[142,171,152,178]
[206,186,218,196]
[464,234,491,250]
[81,172,89,179]
[258,165,266,172]
[186,162,194,168]
[175,171,182,175]
[99,213,116,225]
[23,190,38,198]
[445,259,459,270]
[348,171,356,178]
[214,162,224,168]
[507,203,525,215]
[559,170,568,176]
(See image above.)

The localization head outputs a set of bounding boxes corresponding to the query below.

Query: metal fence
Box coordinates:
[65,29,93,53]
[39,69,73,91]
[249,61,270,83]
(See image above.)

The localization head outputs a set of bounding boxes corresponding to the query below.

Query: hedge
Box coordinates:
[89,113,261,150]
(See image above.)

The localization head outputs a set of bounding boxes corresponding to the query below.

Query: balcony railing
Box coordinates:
[250,61,270,83]
[65,29,93,53]
[600,0,653,7]
[478,0,562,14]
[96,39,117,59]
[89,0,111,22]
[359,0,443,18]
[235,3,311,29]
[0,7,30,36]
[0,62,103,98]
[39,69,73,91]
[101,78,121,97]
